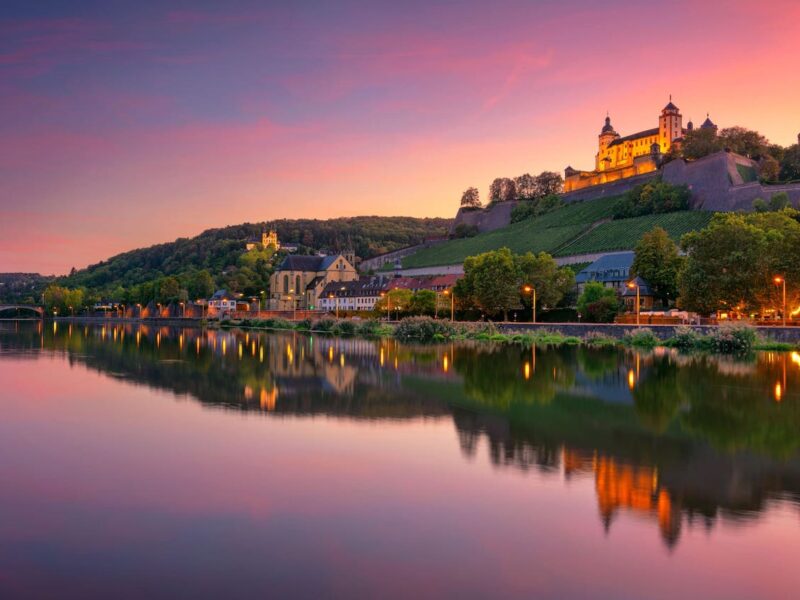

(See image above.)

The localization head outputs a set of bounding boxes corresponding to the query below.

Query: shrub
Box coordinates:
[704,323,757,354]
[311,317,337,332]
[584,331,618,347]
[263,317,294,330]
[394,317,456,341]
[296,318,313,330]
[356,319,384,336]
[624,328,660,347]
[669,325,700,350]
[333,320,358,336]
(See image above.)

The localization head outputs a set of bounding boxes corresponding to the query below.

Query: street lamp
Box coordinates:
[627,280,640,326]
[380,291,391,321]
[329,292,339,319]
[522,284,536,324]
[289,288,296,321]
[180,301,185,318]
[259,290,265,313]
[774,276,787,326]
[68,305,74,317]
[443,289,455,322]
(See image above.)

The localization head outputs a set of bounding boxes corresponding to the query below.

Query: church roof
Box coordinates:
[663,101,679,111]
[601,115,615,134]
[277,254,344,272]
[607,128,659,147]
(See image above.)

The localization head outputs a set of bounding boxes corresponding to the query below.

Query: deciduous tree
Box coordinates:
[631,227,684,307]
[460,187,481,208]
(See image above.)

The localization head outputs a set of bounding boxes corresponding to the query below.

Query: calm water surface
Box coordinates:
[1,321,799,599]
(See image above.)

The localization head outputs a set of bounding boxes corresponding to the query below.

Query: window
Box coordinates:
[283,275,289,294]
[295,276,301,295]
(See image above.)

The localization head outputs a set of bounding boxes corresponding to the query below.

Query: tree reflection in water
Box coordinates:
[3,321,800,548]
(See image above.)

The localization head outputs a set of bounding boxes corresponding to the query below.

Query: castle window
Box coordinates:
[283,275,289,294]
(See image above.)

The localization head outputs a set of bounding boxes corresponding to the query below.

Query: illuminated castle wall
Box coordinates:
[564,99,715,192]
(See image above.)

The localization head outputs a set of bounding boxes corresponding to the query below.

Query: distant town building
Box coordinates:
[318,277,387,312]
[208,289,238,315]
[269,254,358,310]
[574,252,634,295]
[246,228,280,251]
[565,98,716,192]
[622,276,655,311]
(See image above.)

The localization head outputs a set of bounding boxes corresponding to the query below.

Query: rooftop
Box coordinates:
[575,252,634,284]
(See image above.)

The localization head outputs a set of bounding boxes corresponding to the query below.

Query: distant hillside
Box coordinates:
[401,196,712,269]
[59,216,451,293]
[0,273,55,303]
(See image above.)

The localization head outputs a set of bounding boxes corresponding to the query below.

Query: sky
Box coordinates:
[1,0,799,275]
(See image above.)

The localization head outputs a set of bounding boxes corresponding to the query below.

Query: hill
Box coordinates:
[58,216,451,297]
[401,197,712,269]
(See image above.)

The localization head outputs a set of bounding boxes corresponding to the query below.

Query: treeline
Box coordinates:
[672,126,800,182]
[55,216,450,300]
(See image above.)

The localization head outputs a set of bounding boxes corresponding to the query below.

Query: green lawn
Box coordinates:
[401,195,714,268]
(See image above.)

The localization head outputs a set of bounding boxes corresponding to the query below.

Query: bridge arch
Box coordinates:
[0,305,44,318]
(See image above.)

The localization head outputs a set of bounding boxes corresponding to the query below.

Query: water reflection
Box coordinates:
[2,321,800,551]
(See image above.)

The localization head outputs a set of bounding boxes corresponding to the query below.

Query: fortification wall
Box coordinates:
[663,151,800,211]
[451,201,518,235]
[359,240,446,272]
[560,171,657,203]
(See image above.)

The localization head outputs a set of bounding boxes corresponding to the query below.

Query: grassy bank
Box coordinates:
[218,317,798,354]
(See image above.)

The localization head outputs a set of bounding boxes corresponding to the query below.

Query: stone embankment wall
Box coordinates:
[496,322,800,343]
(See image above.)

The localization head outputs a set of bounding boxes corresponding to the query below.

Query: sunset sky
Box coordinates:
[1,0,799,274]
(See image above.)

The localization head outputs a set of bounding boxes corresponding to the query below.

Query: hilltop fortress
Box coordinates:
[565,98,714,192]
[452,99,800,236]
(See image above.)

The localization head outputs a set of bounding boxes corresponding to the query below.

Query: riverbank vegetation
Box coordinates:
[219,315,797,354]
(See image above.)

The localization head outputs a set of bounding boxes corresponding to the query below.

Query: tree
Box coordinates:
[758,155,780,182]
[488,177,517,203]
[631,227,684,307]
[513,173,537,200]
[718,126,769,159]
[613,179,690,218]
[188,270,215,300]
[678,214,768,315]
[681,128,723,160]
[458,248,572,320]
[460,187,481,208]
[535,171,564,197]
[409,290,437,316]
[157,276,181,303]
[373,288,413,318]
[780,145,800,181]
[459,248,522,320]
[577,283,619,323]
[514,251,574,313]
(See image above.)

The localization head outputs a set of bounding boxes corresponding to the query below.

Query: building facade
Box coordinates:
[246,229,280,251]
[565,99,717,192]
[269,254,358,310]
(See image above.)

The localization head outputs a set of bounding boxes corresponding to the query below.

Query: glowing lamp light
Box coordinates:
[524,361,531,380]
[775,382,783,402]
[628,369,636,390]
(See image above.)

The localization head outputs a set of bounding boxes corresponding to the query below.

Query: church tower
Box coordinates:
[659,97,683,152]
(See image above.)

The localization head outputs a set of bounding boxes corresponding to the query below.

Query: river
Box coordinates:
[1,321,799,599]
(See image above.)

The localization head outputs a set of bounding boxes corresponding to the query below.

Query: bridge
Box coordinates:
[0,305,44,318]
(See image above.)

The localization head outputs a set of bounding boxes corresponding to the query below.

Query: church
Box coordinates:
[564,98,716,192]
